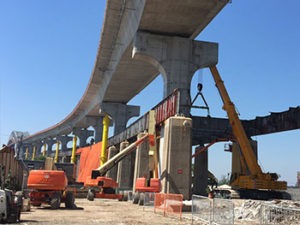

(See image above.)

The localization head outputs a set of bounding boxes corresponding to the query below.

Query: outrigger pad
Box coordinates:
[92,170,101,179]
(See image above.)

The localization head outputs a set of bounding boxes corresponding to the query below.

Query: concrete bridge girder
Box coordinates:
[132,31,218,116]
[100,102,140,135]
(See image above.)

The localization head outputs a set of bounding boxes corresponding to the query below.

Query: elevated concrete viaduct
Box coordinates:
[8,1,300,199]
[12,0,228,148]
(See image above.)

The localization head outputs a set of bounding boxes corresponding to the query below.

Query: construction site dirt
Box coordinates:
[18,197,300,225]
[19,198,193,225]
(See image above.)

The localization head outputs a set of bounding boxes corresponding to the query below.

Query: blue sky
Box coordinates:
[0,1,299,185]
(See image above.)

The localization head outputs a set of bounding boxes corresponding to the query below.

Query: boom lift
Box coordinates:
[209,66,287,199]
[85,111,160,204]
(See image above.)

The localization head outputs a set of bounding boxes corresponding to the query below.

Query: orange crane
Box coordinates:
[209,66,287,199]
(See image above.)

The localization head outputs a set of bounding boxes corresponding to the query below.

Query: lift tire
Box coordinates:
[138,192,144,206]
[133,192,139,204]
[118,191,124,201]
[65,191,75,209]
[87,189,95,201]
[122,191,128,202]
[31,203,42,207]
[50,192,61,209]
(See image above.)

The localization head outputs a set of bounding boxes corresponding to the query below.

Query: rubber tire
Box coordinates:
[122,191,128,202]
[138,192,144,206]
[65,191,75,209]
[50,192,61,209]
[133,192,139,204]
[31,203,42,207]
[118,191,124,201]
[87,189,95,201]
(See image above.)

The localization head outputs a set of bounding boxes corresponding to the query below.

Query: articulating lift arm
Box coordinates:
[91,133,154,179]
[209,66,287,190]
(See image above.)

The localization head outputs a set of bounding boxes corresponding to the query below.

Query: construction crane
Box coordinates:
[209,66,288,199]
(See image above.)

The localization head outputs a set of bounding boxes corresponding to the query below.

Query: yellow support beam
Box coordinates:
[32,146,36,160]
[43,143,47,157]
[54,141,60,163]
[100,115,110,166]
[25,147,29,160]
[71,136,77,164]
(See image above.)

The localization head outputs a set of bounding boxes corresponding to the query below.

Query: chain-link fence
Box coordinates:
[192,195,234,225]
[261,202,300,225]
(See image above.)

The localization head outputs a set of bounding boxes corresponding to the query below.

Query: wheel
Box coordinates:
[31,203,42,207]
[133,192,139,204]
[122,191,128,202]
[138,192,145,206]
[87,189,95,201]
[65,191,75,209]
[118,191,124,201]
[50,192,61,209]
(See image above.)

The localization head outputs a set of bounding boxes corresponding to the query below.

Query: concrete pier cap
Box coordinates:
[132,31,218,115]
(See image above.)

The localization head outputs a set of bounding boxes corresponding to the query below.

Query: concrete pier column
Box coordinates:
[56,135,73,152]
[22,144,33,159]
[44,138,56,156]
[106,146,119,181]
[193,144,208,196]
[85,116,104,143]
[231,140,257,181]
[73,128,94,147]
[100,103,140,135]
[32,141,43,157]
[161,116,192,200]
[133,133,150,192]
[117,141,133,190]
[133,31,218,116]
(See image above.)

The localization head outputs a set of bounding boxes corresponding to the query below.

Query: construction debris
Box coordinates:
[235,199,300,224]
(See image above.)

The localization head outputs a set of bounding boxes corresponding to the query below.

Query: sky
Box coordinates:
[0,1,300,185]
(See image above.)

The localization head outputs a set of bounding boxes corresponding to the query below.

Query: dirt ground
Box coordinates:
[19,198,195,225]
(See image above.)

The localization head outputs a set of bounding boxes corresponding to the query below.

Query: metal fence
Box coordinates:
[143,192,155,209]
[154,193,183,220]
[192,195,234,225]
[261,202,300,225]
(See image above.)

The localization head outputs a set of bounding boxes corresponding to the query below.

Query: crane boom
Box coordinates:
[209,66,286,191]
[91,133,154,179]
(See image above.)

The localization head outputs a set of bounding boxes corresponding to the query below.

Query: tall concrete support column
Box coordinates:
[85,116,104,143]
[161,116,192,200]
[22,144,33,159]
[133,31,218,116]
[44,138,56,156]
[100,103,140,135]
[231,140,258,181]
[133,133,150,192]
[73,128,94,147]
[106,146,118,181]
[32,141,43,157]
[117,141,132,190]
[193,144,208,196]
[56,135,73,152]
